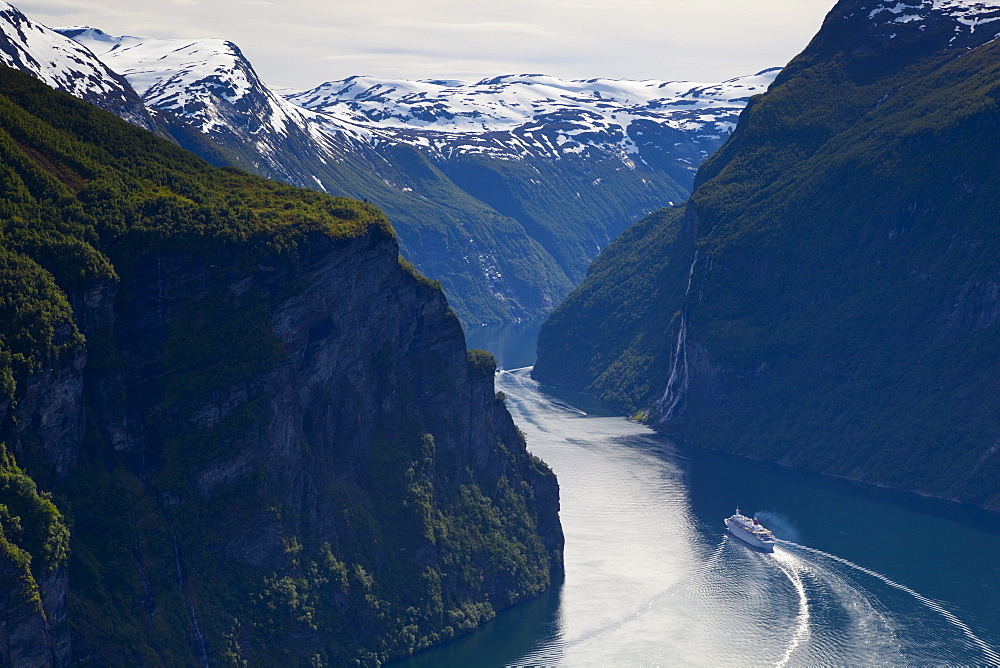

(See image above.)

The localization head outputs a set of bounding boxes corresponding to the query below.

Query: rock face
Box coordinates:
[57,27,578,327]
[0,438,70,668]
[0,65,562,665]
[287,71,778,284]
[535,0,1000,508]
[66,228,564,664]
[0,554,68,667]
[3,1,778,327]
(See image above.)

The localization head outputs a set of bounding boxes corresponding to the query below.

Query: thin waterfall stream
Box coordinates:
[657,249,698,421]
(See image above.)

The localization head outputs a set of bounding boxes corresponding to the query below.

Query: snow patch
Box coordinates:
[0,7,134,106]
[285,70,778,161]
[868,0,1000,42]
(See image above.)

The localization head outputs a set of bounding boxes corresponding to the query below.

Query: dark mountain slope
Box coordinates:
[532,205,695,412]
[535,0,1000,508]
[0,64,562,664]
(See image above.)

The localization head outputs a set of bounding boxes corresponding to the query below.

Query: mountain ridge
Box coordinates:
[0,3,153,129]
[534,0,1000,508]
[286,70,777,164]
[0,62,563,664]
[0,5,772,325]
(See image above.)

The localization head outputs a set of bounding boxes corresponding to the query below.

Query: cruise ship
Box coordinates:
[725,509,776,552]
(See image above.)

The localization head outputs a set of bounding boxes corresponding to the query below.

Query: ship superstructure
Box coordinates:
[725,509,776,552]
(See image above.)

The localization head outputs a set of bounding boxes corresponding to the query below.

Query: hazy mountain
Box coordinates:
[289,71,777,285]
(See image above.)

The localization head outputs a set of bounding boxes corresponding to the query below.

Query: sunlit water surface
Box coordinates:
[393,323,1000,666]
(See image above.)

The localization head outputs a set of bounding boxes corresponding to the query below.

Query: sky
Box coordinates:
[17,0,835,89]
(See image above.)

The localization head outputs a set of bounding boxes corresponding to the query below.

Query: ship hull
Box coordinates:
[725,518,775,552]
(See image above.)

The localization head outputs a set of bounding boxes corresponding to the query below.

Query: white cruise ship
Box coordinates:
[725,509,776,552]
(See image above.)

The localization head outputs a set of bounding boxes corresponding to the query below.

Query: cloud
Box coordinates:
[12,0,835,88]
[387,19,550,36]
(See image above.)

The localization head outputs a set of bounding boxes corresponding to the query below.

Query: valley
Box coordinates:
[13,17,772,326]
[1,0,999,664]
[398,328,1000,666]
[534,0,1000,510]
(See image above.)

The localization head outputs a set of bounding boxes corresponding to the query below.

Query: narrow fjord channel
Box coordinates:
[395,323,1000,666]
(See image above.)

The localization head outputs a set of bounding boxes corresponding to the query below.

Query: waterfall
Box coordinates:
[657,250,698,423]
[168,521,210,666]
[138,469,211,666]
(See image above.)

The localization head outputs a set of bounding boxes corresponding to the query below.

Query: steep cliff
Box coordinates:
[0,64,562,664]
[535,0,1000,508]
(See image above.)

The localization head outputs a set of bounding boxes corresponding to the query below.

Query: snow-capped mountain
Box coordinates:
[52,25,577,324]
[57,28,370,178]
[60,26,773,180]
[285,73,780,254]
[7,2,774,326]
[285,72,782,281]
[64,30,278,131]
[51,23,774,324]
[0,3,152,128]
[288,71,777,164]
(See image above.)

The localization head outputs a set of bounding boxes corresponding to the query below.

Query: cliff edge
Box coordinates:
[0,64,562,665]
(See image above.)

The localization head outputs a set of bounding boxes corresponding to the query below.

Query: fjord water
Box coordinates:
[397,324,1000,666]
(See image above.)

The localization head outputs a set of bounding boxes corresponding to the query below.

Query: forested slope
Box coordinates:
[0,64,562,664]
[535,0,1000,508]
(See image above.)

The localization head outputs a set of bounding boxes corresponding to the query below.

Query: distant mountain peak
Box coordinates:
[0,5,154,128]
[39,8,772,327]
[52,27,368,147]
[55,25,124,48]
[55,30,252,101]
[286,71,778,161]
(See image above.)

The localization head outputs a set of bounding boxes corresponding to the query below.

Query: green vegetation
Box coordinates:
[0,61,386,662]
[534,205,692,413]
[440,150,688,284]
[0,64,560,663]
[220,126,575,326]
[174,85,691,326]
[0,443,69,611]
[62,416,195,664]
[218,431,555,665]
[0,247,82,402]
[536,20,1000,507]
[466,349,497,377]
[0,63,388,405]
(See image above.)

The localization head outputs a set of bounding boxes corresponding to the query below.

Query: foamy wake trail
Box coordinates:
[783,541,1000,665]
[498,368,588,416]
[770,550,811,667]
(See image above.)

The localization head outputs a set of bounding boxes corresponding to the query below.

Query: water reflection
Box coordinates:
[394,324,1000,666]
[464,320,542,370]
[500,369,709,666]
[399,581,564,668]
